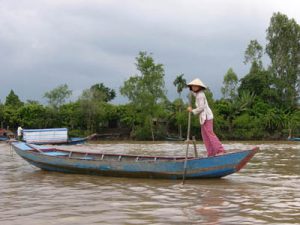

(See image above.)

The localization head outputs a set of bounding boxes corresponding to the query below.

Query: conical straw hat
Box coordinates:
[187,78,207,89]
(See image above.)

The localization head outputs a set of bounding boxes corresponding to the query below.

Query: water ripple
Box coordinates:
[0,141,299,225]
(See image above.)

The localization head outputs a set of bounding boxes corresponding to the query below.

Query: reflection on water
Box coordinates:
[0,141,299,225]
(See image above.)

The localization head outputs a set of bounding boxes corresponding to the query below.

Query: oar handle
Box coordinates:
[183,92,193,184]
[26,143,44,153]
[186,92,192,141]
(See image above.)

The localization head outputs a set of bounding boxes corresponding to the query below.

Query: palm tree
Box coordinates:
[173,74,187,138]
[173,74,187,98]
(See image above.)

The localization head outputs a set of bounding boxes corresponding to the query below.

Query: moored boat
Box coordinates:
[22,128,87,145]
[0,128,12,141]
[0,136,9,141]
[11,142,259,179]
[288,137,300,141]
[165,136,185,141]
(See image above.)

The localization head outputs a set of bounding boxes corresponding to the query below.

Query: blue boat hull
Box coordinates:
[288,137,300,141]
[0,136,9,141]
[12,142,259,179]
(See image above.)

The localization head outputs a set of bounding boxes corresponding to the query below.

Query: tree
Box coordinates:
[244,40,264,67]
[286,110,300,137]
[5,90,23,109]
[216,91,255,133]
[173,74,187,98]
[241,40,266,98]
[120,51,167,140]
[90,83,116,102]
[266,12,300,109]
[221,68,238,100]
[238,63,277,104]
[3,90,24,129]
[17,103,47,128]
[59,102,82,130]
[261,107,286,134]
[173,74,187,138]
[76,83,116,132]
[78,88,104,133]
[44,84,72,108]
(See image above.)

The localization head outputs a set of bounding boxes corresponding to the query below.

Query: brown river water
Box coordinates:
[0,141,299,225]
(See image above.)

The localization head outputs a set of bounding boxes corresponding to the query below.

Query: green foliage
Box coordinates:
[68,129,87,138]
[204,88,215,109]
[232,113,264,140]
[58,102,82,129]
[2,105,19,128]
[90,83,116,102]
[120,51,167,140]
[238,64,277,104]
[44,84,72,108]
[0,103,4,125]
[261,107,286,134]
[120,52,166,105]
[1,12,299,140]
[266,12,300,109]
[173,74,187,138]
[221,68,238,100]
[215,91,255,134]
[5,90,23,109]
[173,74,187,97]
[287,110,300,136]
[244,40,263,67]
[1,91,23,128]
[117,103,137,128]
[78,88,105,132]
[17,103,47,128]
[132,124,152,140]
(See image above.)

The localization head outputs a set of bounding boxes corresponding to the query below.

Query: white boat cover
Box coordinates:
[23,128,68,143]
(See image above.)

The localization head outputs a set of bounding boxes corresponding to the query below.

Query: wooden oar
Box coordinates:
[26,143,45,154]
[182,92,192,184]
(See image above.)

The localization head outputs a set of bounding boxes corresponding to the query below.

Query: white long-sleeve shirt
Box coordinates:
[191,91,213,125]
[17,127,23,136]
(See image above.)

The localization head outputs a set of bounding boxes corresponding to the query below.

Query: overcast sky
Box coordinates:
[0,0,299,104]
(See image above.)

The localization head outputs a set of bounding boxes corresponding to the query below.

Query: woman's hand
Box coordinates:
[187,107,193,112]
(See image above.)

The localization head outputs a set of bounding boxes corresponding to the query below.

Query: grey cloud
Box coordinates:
[0,0,299,104]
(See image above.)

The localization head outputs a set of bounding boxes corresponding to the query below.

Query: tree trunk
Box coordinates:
[150,118,155,141]
[179,124,182,138]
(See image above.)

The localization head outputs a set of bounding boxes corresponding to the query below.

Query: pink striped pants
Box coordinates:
[201,119,225,157]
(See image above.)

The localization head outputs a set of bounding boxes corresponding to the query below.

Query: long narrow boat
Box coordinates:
[0,136,9,141]
[11,142,259,179]
[288,137,300,141]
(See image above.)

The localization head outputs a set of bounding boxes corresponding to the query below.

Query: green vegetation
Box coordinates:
[0,12,299,140]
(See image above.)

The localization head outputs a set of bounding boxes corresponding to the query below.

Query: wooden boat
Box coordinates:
[0,136,9,141]
[0,128,10,141]
[288,137,300,141]
[165,136,185,141]
[11,142,259,179]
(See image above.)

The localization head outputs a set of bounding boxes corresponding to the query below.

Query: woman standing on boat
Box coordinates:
[187,78,225,157]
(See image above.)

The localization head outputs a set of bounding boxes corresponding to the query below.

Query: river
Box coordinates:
[0,141,299,225]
